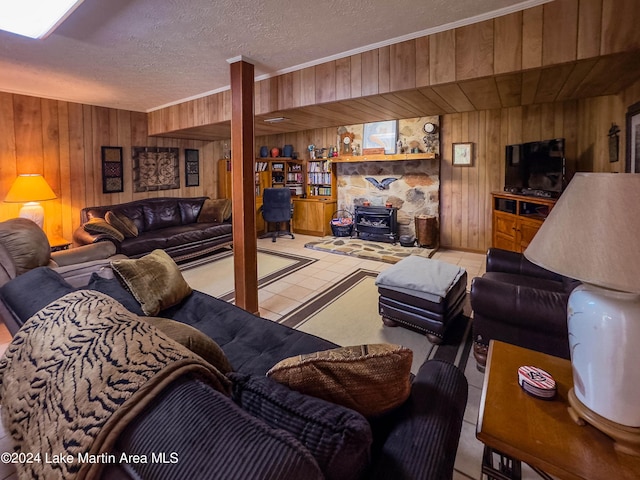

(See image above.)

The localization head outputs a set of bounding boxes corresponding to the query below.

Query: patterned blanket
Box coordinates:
[0,290,229,479]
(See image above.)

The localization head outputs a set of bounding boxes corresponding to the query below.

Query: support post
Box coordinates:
[229,58,258,314]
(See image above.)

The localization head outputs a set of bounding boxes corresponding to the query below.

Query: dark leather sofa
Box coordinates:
[73,196,232,261]
[470,248,580,368]
[0,265,468,480]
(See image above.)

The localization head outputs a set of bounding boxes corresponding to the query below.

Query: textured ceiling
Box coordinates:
[0,0,550,112]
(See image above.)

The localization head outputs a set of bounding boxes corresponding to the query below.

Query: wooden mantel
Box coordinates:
[332,153,437,163]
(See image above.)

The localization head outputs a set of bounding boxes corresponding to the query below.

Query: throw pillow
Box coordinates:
[197,198,232,223]
[111,249,192,316]
[105,210,138,238]
[0,218,51,275]
[144,316,233,374]
[83,218,125,242]
[230,372,372,480]
[267,344,413,417]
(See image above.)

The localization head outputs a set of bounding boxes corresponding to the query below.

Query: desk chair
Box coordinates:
[260,188,294,242]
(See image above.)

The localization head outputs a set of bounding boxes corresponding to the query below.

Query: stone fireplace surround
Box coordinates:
[332,116,441,239]
[336,159,439,239]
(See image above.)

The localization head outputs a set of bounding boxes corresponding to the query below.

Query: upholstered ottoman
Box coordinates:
[375,256,467,344]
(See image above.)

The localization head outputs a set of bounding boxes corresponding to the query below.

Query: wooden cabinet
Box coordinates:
[292,198,336,237]
[217,158,232,199]
[492,192,556,253]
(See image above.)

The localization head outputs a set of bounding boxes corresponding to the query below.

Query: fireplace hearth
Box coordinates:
[355,206,399,243]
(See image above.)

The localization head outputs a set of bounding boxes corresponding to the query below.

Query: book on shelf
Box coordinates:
[309,186,332,196]
[308,172,332,184]
[255,161,268,171]
[308,160,331,173]
[287,172,303,183]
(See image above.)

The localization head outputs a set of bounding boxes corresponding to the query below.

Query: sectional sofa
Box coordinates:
[0,255,468,479]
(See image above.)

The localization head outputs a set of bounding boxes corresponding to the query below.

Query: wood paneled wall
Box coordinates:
[0,93,222,241]
[257,92,632,253]
[440,95,628,251]
[0,91,636,253]
[149,0,640,136]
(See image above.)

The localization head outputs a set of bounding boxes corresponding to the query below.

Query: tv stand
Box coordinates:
[519,188,557,199]
[492,192,557,253]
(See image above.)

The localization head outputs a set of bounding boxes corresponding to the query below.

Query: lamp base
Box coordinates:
[18,202,44,229]
[568,388,640,457]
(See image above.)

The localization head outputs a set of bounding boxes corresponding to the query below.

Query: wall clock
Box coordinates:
[340,132,355,155]
[423,122,437,134]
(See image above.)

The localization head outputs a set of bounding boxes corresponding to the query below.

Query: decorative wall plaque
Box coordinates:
[185,149,200,186]
[101,146,124,193]
[132,147,179,192]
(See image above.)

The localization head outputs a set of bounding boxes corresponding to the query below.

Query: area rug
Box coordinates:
[278,269,472,374]
[304,237,437,264]
[180,249,315,302]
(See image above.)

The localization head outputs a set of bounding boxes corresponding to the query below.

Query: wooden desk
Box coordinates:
[477,341,640,480]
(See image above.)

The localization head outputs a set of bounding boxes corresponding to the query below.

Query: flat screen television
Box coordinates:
[504,138,565,197]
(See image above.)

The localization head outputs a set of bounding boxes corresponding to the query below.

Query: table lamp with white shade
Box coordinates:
[4,174,57,228]
[524,172,640,456]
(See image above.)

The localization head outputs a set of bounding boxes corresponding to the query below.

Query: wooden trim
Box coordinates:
[332,152,436,163]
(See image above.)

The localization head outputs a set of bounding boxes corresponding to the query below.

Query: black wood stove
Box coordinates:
[354,206,399,243]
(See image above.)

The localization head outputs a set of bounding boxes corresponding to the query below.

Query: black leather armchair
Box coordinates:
[470,248,580,369]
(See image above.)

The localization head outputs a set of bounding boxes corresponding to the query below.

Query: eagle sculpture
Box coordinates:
[365,177,398,190]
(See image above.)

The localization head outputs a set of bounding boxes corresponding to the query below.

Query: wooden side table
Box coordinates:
[47,235,71,252]
[477,341,640,480]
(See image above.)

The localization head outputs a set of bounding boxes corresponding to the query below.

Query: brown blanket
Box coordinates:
[0,290,229,480]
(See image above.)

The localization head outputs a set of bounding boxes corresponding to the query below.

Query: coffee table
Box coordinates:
[476,340,640,480]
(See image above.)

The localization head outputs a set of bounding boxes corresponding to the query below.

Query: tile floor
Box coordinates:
[252,235,491,480]
[0,234,542,480]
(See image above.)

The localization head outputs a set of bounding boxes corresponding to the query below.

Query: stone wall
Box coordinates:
[336,159,439,238]
[334,115,441,239]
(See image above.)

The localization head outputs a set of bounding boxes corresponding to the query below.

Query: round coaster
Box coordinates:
[518,365,557,399]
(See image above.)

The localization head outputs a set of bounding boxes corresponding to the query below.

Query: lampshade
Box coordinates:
[524,172,640,294]
[4,174,57,228]
[5,174,57,204]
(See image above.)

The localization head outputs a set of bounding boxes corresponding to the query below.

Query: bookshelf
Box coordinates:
[255,160,269,197]
[286,160,304,196]
[306,159,336,199]
[218,155,338,237]
[267,159,304,194]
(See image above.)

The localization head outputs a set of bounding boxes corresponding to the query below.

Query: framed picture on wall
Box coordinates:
[185,149,200,187]
[363,120,397,154]
[132,146,179,192]
[101,146,124,193]
[452,142,473,166]
[626,101,640,173]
